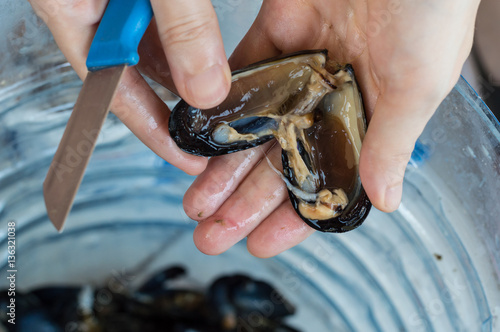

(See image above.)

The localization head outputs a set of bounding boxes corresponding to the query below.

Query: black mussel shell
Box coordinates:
[137,266,186,294]
[284,145,371,232]
[281,65,371,232]
[169,50,328,156]
[169,50,371,232]
[207,274,296,330]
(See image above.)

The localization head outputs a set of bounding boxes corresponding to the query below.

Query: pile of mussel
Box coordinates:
[0,266,299,331]
[169,50,371,232]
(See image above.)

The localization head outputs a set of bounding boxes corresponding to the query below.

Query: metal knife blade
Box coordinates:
[44,65,126,230]
[43,0,153,231]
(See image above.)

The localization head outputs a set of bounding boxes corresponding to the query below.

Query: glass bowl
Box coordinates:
[0,1,499,331]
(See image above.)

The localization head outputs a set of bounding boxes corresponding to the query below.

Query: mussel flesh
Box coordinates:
[169,50,371,232]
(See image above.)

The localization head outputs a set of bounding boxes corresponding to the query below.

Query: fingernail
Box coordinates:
[186,64,230,108]
[385,184,402,211]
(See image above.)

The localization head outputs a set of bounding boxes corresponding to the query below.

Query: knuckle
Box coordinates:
[30,0,104,25]
[160,13,216,46]
[391,149,413,166]
[362,146,410,183]
[385,151,411,183]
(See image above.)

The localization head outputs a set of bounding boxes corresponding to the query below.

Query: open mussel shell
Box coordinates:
[169,50,329,156]
[281,65,371,232]
[169,50,371,232]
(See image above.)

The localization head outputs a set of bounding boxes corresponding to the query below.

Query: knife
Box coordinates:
[44,0,153,231]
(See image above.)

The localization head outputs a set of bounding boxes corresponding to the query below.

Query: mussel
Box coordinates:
[169,50,371,232]
[0,268,300,331]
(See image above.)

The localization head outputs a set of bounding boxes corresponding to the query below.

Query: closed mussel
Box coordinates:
[169,50,371,232]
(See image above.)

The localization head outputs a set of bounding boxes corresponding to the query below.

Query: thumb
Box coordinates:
[359,92,440,212]
[150,0,231,109]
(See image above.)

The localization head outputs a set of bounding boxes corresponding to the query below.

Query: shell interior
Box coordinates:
[169,50,371,232]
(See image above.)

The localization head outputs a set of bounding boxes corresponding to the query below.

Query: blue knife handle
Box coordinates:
[86,0,153,71]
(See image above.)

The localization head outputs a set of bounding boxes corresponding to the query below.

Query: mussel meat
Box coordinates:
[169,50,371,232]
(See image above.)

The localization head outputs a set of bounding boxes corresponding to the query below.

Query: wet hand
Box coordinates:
[184,0,480,257]
[30,0,480,257]
[28,0,232,175]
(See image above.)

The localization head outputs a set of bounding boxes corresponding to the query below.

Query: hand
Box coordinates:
[183,0,480,257]
[28,0,233,175]
[30,0,480,258]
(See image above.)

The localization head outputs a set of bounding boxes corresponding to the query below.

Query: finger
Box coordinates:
[137,19,177,94]
[150,0,231,109]
[31,1,208,175]
[112,68,208,175]
[227,13,280,70]
[30,0,108,79]
[193,145,288,255]
[228,0,327,70]
[183,142,274,221]
[246,201,315,258]
[226,0,299,70]
[359,90,441,212]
